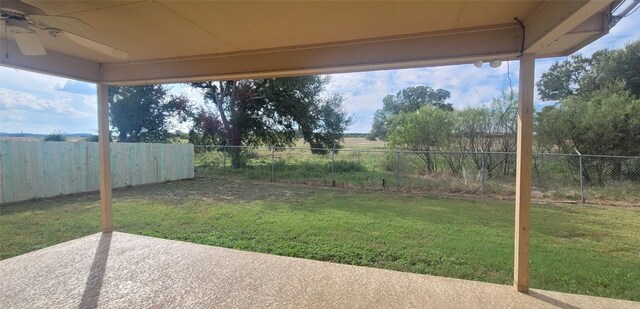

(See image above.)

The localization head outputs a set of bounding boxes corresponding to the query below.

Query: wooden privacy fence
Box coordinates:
[0,141,194,204]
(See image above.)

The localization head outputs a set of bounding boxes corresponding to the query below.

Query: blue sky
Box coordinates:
[1,10,638,134]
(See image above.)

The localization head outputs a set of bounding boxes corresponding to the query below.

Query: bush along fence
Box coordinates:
[0,141,194,204]
[194,145,640,206]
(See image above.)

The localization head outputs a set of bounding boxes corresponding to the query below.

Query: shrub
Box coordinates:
[84,135,99,142]
[43,132,67,142]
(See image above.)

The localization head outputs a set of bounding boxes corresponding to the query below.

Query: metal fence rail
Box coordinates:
[194,145,640,206]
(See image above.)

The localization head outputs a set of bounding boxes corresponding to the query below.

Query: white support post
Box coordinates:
[97,82,113,233]
[514,53,535,293]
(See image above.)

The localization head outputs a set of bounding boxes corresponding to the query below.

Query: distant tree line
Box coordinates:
[369,40,640,182]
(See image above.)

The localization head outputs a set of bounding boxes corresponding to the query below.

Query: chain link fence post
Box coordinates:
[331,143,335,175]
[222,144,227,175]
[480,150,485,192]
[271,145,275,182]
[576,149,585,203]
[396,150,400,192]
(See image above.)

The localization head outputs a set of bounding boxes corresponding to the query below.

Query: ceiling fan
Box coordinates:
[0,0,129,59]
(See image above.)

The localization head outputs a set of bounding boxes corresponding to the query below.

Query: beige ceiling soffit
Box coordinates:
[0,40,100,82]
[104,23,519,67]
[570,12,608,34]
[104,52,522,86]
[102,26,521,85]
[524,0,612,54]
[534,10,610,58]
[564,12,610,56]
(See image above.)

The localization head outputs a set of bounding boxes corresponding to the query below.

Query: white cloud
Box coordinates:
[55,80,96,95]
[0,67,70,92]
[0,87,91,119]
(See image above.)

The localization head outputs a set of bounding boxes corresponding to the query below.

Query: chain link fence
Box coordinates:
[194,145,640,206]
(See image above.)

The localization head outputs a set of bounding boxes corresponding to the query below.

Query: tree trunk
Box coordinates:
[230,139,242,169]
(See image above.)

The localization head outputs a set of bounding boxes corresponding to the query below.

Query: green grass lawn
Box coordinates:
[1,178,639,301]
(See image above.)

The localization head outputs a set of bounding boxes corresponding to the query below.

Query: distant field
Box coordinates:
[341,137,386,148]
[1,179,639,301]
[294,137,386,148]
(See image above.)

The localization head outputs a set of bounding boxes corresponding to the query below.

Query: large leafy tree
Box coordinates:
[536,82,640,183]
[536,82,640,156]
[538,39,640,101]
[368,86,452,140]
[536,40,640,184]
[537,54,591,101]
[189,76,352,167]
[536,40,640,157]
[109,85,189,143]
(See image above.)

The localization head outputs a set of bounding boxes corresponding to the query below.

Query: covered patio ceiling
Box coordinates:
[0,0,617,85]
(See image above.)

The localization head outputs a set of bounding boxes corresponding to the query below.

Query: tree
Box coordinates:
[454,93,517,177]
[368,86,452,140]
[366,110,387,141]
[536,82,640,183]
[310,93,353,154]
[189,76,352,167]
[536,41,640,156]
[537,42,640,184]
[536,82,640,156]
[384,91,517,176]
[537,54,591,101]
[386,105,454,172]
[109,85,190,143]
[538,39,640,101]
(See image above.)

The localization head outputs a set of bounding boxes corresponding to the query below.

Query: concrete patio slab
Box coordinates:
[1,232,638,309]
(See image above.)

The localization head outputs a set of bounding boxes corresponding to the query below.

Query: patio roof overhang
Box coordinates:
[0,0,616,85]
[0,0,620,296]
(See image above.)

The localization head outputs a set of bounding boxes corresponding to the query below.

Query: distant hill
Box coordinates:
[0,132,93,138]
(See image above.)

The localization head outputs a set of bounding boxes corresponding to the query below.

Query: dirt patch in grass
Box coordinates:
[115,177,322,203]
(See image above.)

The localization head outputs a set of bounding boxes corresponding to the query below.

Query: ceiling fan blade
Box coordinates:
[28,15,96,34]
[62,31,129,60]
[8,25,46,56]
